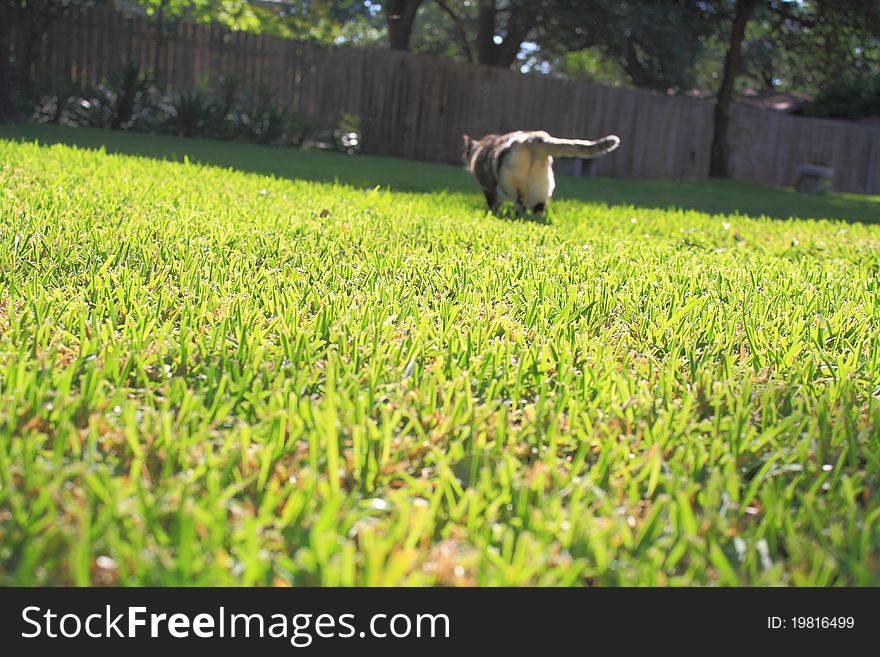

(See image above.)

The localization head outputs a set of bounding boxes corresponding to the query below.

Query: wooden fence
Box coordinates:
[10,4,880,194]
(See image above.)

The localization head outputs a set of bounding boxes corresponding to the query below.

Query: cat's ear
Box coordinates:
[461,134,474,163]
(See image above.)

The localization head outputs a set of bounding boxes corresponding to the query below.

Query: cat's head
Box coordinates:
[461,134,475,166]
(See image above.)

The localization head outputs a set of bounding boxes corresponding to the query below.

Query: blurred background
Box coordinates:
[1,0,879,193]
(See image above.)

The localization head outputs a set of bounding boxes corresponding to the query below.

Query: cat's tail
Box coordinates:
[538,134,620,159]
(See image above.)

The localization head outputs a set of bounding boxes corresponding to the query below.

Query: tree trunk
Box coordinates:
[622,37,664,90]
[476,0,534,69]
[709,0,758,177]
[0,0,15,122]
[153,0,167,82]
[385,0,424,51]
[476,1,498,65]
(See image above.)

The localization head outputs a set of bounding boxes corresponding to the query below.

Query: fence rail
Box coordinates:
[10,4,880,194]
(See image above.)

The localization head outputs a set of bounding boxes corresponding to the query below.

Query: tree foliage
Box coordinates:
[136,0,261,32]
[736,0,880,95]
[245,0,379,42]
[527,0,721,91]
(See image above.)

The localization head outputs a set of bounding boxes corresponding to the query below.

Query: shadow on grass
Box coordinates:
[3,123,878,224]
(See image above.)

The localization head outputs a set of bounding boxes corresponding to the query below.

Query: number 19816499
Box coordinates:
[768,617,854,629]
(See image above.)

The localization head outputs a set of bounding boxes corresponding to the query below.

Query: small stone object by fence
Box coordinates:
[795,163,834,193]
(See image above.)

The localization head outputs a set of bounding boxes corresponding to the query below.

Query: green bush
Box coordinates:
[68,61,169,131]
[29,65,364,154]
[238,89,287,145]
[802,76,880,120]
[171,88,214,138]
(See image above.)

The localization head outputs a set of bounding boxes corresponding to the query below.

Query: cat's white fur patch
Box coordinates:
[497,136,555,211]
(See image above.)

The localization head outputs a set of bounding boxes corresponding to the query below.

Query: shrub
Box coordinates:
[284,112,317,148]
[238,89,286,145]
[333,112,362,155]
[802,76,880,120]
[208,75,244,140]
[28,66,365,154]
[68,61,170,131]
[171,88,214,138]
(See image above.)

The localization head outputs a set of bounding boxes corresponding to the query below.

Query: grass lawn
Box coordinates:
[4,123,880,224]
[1,126,879,586]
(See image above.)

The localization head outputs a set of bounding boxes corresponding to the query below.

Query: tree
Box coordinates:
[242,0,378,43]
[533,0,719,91]
[403,0,718,85]
[704,0,880,176]
[742,0,880,95]
[142,0,175,81]
[380,0,542,68]
[709,0,758,177]
[385,0,424,50]
[474,0,537,68]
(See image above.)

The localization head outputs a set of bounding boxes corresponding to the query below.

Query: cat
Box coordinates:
[462,130,620,215]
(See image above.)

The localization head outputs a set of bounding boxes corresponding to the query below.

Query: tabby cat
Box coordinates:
[462,130,620,215]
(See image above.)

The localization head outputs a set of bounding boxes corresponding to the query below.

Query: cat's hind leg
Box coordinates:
[513,190,527,216]
[483,189,500,213]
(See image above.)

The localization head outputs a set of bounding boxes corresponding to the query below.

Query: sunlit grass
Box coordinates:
[1,136,879,586]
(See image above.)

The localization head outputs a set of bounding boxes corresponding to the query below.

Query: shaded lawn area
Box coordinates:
[2,123,878,224]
